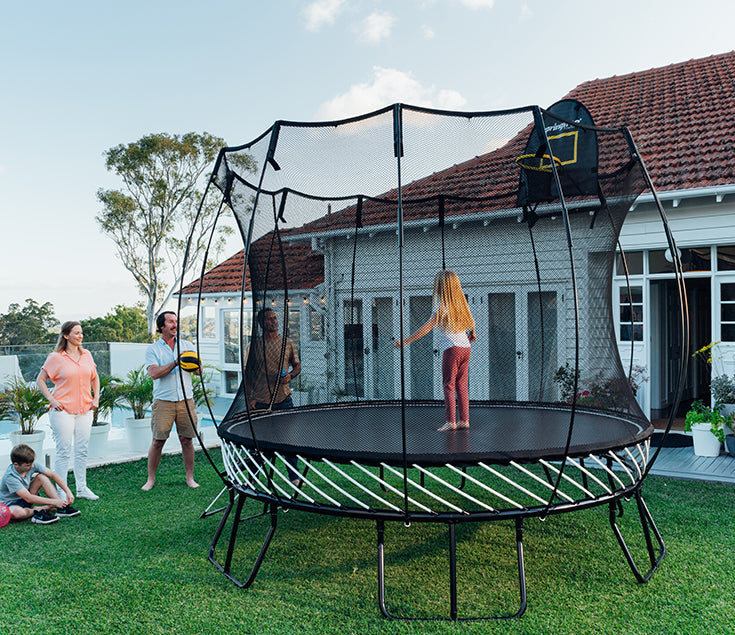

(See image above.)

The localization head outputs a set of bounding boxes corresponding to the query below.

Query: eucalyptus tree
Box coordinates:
[96,132,255,335]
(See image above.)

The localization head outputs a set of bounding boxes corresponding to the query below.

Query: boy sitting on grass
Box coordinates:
[0,444,80,524]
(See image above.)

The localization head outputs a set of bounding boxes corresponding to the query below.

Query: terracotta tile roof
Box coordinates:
[180,235,324,295]
[565,50,735,191]
[184,51,735,295]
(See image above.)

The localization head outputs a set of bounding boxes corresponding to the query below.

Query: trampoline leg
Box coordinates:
[609,490,665,583]
[376,518,527,621]
[200,485,230,519]
[209,493,278,589]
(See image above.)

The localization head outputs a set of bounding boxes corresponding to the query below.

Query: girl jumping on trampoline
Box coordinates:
[395,270,476,431]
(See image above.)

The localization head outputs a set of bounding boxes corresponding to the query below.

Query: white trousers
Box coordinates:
[49,409,94,493]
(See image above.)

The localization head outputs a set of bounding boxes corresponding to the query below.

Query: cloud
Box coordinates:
[303,0,345,31]
[519,4,533,21]
[315,67,467,120]
[421,24,435,39]
[457,0,495,9]
[358,11,395,43]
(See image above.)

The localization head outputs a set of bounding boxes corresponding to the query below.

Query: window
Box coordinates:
[224,371,240,394]
[619,286,643,341]
[615,251,643,276]
[717,245,735,271]
[649,247,710,274]
[222,310,240,364]
[310,306,324,341]
[178,304,197,342]
[722,283,735,342]
[200,305,216,340]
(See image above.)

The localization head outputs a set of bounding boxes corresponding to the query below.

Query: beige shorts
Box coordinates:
[151,399,198,440]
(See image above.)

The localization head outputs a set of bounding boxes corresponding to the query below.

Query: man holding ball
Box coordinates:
[142,311,201,491]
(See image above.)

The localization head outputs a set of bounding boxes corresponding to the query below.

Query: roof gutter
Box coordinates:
[631,184,735,210]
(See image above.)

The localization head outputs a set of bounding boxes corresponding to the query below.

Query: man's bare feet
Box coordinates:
[141,481,155,491]
[186,480,200,489]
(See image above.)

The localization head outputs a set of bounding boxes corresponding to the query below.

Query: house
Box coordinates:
[180,51,735,420]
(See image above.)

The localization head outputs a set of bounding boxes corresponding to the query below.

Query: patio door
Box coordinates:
[408,295,438,399]
[487,288,559,402]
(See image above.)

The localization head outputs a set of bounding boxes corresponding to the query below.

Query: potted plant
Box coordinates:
[684,400,732,457]
[0,377,49,459]
[116,366,154,453]
[710,374,735,456]
[88,373,123,459]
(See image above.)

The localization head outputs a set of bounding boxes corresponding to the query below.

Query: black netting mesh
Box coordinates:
[195,102,675,465]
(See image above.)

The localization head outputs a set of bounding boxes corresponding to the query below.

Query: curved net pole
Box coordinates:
[533,106,581,518]
[393,104,411,524]
[597,192,639,403]
[622,128,689,475]
[524,208,547,403]
[347,196,363,402]
[235,126,289,507]
[438,195,447,271]
[177,172,231,484]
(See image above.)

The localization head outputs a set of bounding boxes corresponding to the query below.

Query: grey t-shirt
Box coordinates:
[0,460,45,506]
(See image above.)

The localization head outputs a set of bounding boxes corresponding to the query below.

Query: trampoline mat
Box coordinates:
[218,401,652,467]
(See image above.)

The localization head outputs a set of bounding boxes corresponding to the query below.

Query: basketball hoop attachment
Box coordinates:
[515,153,562,173]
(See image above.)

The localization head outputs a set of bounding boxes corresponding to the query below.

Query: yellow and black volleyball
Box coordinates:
[179,351,201,372]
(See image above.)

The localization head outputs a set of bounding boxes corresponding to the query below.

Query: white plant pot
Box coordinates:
[690,422,722,457]
[88,422,111,459]
[124,417,152,454]
[8,429,46,462]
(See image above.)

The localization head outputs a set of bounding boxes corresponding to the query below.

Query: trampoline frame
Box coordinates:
[179,102,687,620]
[206,402,664,620]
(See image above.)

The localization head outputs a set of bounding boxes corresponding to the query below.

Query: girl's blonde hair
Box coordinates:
[55,321,82,352]
[433,270,474,333]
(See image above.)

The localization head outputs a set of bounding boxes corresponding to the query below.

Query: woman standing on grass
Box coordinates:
[36,321,100,500]
[395,270,476,431]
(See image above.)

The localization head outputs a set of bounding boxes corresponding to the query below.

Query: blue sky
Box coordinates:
[2,0,734,323]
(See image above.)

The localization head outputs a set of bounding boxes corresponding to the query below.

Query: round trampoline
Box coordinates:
[183,100,687,620]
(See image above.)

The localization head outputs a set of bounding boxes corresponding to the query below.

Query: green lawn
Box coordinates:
[1,449,733,634]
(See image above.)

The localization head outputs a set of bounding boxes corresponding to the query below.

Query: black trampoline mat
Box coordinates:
[218,401,652,466]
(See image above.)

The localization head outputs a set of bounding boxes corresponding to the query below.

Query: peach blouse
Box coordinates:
[42,350,98,414]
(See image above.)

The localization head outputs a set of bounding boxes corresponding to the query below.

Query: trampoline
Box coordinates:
[183,100,687,620]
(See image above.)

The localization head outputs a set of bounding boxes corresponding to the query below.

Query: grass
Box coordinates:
[1,449,734,634]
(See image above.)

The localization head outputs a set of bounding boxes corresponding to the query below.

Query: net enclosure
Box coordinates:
[187,101,687,620]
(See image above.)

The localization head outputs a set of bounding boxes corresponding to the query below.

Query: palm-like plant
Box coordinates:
[92,372,123,426]
[0,377,49,434]
[116,366,154,419]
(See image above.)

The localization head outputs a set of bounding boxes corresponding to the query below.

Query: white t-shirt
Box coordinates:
[437,326,471,352]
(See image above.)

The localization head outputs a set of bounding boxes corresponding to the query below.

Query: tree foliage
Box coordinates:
[0,299,58,346]
[96,132,254,335]
[80,304,150,343]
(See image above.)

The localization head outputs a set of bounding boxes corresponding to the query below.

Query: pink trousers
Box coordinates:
[442,346,471,423]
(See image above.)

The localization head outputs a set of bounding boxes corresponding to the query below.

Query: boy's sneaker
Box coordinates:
[31,509,59,525]
[55,505,81,518]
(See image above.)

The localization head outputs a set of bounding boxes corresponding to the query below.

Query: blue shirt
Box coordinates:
[144,338,196,402]
[0,461,45,506]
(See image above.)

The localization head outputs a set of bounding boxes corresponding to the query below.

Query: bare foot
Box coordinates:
[141,481,155,491]
[186,480,200,489]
